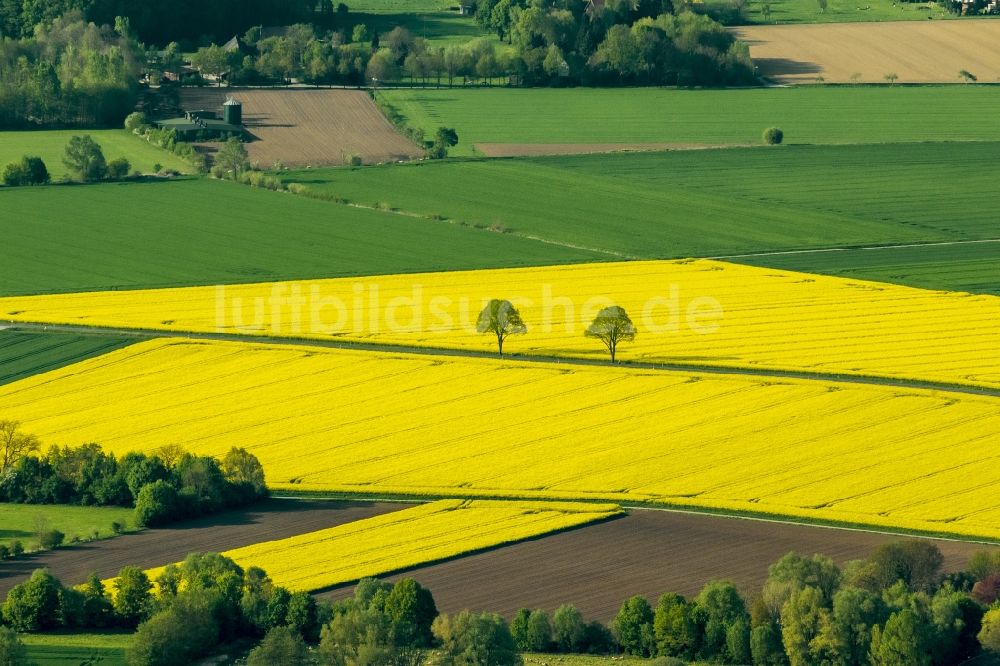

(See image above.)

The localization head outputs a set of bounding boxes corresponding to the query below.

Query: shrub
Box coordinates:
[763,127,784,145]
[106,157,131,180]
[2,156,50,186]
[111,521,125,535]
[286,183,309,195]
[134,480,179,527]
[0,627,29,665]
[124,111,149,132]
[152,162,162,174]
[38,529,65,550]
[0,545,9,560]
[63,135,107,182]
[345,153,363,167]
[11,541,23,557]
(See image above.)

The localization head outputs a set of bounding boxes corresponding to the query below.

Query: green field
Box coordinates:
[278,141,1000,293]
[0,503,136,550]
[745,0,950,23]
[0,177,601,296]
[355,11,490,45]
[348,0,455,10]
[381,87,1000,155]
[0,130,190,181]
[20,632,131,666]
[0,330,136,385]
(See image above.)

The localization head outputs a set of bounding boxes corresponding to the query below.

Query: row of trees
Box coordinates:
[0,13,141,127]
[477,299,636,362]
[0,420,268,528]
[0,0,315,44]
[3,541,1000,664]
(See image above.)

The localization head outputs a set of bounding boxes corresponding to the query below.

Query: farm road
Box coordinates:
[6,322,1000,398]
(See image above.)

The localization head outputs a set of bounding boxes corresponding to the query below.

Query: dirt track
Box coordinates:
[319,509,996,621]
[179,88,423,167]
[0,499,406,596]
[475,143,747,157]
[735,20,1000,83]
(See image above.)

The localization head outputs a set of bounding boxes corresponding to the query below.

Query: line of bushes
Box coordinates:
[0,420,268,530]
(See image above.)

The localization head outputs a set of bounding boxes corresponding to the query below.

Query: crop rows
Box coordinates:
[2,259,996,390]
[1,339,998,539]
[132,500,621,592]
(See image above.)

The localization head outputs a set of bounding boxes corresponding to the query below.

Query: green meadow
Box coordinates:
[0,130,190,181]
[20,631,131,666]
[381,87,1000,155]
[0,503,136,550]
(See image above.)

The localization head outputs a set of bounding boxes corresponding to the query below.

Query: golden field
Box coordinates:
[133,500,621,592]
[2,338,999,539]
[1,259,996,390]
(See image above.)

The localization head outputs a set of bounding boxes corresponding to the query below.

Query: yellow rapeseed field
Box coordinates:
[1,338,998,539]
[133,500,622,592]
[0,259,996,390]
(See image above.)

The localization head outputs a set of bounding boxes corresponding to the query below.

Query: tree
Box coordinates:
[0,627,29,666]
[82,573,114,628]
[612,596,655,656]
[552,604,586,652]
[191,44,234,85]
[780,586,830,666]
[511,608,532,650]
[525,609,553,652]
[585,305,636,363]
[866,541,943,593]
[2,155,49,186]
[750,621,787,666]
[383,577,438,647]
[133,480,179,527]
[2,568,64,631]
[958,69,977,83]
[0,420,40,474]
[883,72,898,85]
[124,111,148,132]
[221,447,267,500]
[433,611,522,666]
[114,566,153,628]
[654,593,698,659]
[696,581,748,661]
[869,608,932,666]
[352,24,370,44]
[762,552,841,616]
[762,127,784,145]
[824,586,885,665]
[435,126,459,149]
[476,299,527,357]
[285,591,319,641]
[817,0,828,11]
[215,137,249,177]
[247,626,309,666]
[63,135,107,182]
[980,608,1000,653]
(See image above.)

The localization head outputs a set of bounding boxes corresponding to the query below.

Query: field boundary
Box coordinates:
[272,492,1000,546]
[4,322,998,398]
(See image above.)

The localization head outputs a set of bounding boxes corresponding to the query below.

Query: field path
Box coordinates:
[5,323,998,398]
[735,20,1000,83]
[714,237,1000,259]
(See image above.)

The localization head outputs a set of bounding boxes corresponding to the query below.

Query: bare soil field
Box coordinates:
[0,499,406,596]
[179,88,423,167]
[735,20,1000,83]
[475,143,747,157]
[319,509,997,621]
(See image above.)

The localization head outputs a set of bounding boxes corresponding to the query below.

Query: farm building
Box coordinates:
[155,98,245,141]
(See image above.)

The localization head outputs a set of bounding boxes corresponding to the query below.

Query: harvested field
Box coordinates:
[475,143,746,157]
[179,89,422,167]
[735,20,1000,83]
[319,509,997,621]
[0,499,406,598]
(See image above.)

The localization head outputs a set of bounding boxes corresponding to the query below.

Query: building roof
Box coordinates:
[155,118,244,133]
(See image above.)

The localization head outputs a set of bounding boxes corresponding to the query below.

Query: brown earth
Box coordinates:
[0,499,407,596]
[318,509,997,622]
[475,143,748,157]
[179,88,424,167]
[734,20,1000,83]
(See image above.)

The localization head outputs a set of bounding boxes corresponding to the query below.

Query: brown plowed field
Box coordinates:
[179,88,423,167]
[0,499,406,596]
[319,509,996,622]
[734,20,1000,83]
[475,143,747,157]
